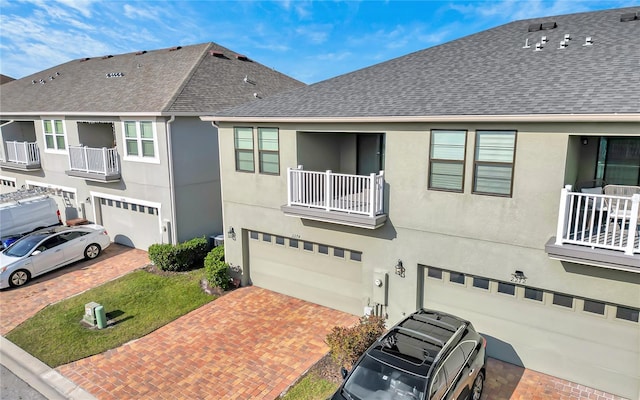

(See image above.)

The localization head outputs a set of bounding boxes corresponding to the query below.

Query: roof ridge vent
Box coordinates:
[528,23,541,32]
[582,36,593,46]
[101,55,113,59]
[522,38,531,48]
[80,57,91,62]
[209,50,224,57]
[135,50,147,55]
[169,46,182,51]
[236,54,249,61]
[620,12,638,22]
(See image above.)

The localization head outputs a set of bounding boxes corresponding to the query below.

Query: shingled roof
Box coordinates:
[0,42,304,115]
[211,7,640,119]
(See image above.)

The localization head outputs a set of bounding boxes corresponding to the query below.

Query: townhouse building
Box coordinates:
[202,8,640,399]
[0,43,304,249]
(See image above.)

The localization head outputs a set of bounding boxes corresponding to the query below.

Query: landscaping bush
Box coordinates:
[204,246,230,290]
[325,315,386,368]
[148,237,208,272]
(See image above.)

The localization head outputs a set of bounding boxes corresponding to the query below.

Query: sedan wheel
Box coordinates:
[470,371,484,400]
[9,270,30,287]
[84,244,101,259]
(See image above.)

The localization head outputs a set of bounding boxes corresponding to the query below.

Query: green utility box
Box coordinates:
[83,302,100,326]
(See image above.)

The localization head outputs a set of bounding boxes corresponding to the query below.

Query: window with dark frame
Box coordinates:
[449,272,465,285]
[43,119,66,151]
[258,127,279,174]
[472,277,489,290]
[303,241,313,251]
[429,130,467,192]
[234,127,254,172]
[318,244,329,254]
[616,306,639,322]
[275,236,285,245]
[497,282,515,295]
[289,238,299,248]
[334,248,345,258]
[583,300,605,315]
[427,267,443,279]
[524,287,543,302]
[262,233,271,242]
[249,231,258,240]
[473,130,516,196]
[553,293,574,308]
[350,251,362,261]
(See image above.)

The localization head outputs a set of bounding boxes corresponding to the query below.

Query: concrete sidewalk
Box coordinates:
[0,336,95,400]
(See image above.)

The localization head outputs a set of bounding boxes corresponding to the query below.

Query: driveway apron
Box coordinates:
[56,286,359,400]
[0,244,149,335]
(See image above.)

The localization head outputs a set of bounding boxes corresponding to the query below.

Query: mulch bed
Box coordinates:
[307,353,344,384]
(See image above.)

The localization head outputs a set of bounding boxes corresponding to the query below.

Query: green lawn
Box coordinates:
[281,373,339,400]
[6,268,214,368]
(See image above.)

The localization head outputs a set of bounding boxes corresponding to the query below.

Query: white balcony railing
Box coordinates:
[5,141,40,165]
[555,185,640,255]
[68,146,119,176]
[287,166,384,217]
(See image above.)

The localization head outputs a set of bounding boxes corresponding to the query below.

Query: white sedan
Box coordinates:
[0,224,111,289]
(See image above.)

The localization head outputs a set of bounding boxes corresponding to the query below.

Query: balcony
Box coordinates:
[65,146,120,182]
[0,141,41,170]
[281,166,387,229]
[546,185,640,272]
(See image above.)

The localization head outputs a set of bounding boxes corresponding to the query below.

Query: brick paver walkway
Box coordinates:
[483,358,628,400]
[0,244,148,335]
[57,286,359,400]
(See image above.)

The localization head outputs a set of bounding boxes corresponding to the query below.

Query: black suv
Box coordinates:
[331,309,486,400]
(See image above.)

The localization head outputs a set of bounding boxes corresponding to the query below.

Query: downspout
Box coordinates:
[210,120,225,235]
[166,115,177,244]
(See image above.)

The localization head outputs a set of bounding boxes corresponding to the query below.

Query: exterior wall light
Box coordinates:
[395,259,405,278]
[227,227,235,240]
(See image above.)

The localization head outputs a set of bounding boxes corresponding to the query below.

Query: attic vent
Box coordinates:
[81,57,91,62]
[169,46,182,51]
[528,23,541,32]
[106,72,125,78]
[620,12,638,22]
[540,21,557,30]
[135,50,147,55]
[522,38,531,48]
[209,50,224,57]
[102,55,114,59]
[535,42,543,51]
[236,54,249,61]
[558,40,568,49]
[583,36,593,46]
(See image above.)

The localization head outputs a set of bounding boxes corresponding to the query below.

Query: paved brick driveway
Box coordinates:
[57,286,359,399]
[0,244,148,335]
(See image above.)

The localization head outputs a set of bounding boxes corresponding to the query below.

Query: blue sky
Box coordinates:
[0,0,636,83]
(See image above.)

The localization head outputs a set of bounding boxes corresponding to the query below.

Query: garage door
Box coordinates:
[97,197,161,250]
[248,230,363,315]
[420,265,638,398]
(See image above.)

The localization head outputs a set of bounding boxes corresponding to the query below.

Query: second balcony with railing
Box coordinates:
[281,166,387,229]
[0,141,41,170]
[65,145,121,182]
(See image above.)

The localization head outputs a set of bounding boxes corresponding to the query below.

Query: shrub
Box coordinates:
[204,246,230,290]
[325,314,386,368]
[148,237,208,272]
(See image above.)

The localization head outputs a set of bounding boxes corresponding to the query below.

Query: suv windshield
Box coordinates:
[3,234,47,257]
[343,355,425,400]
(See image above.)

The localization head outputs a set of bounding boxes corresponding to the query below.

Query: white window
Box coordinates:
[43,119,67,153]
[473,130,516,196]
[123,121,158,162]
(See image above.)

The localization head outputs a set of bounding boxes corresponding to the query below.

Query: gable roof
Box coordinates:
[209,7,640,121]
[0,74,15,85]
[0,43,304,116]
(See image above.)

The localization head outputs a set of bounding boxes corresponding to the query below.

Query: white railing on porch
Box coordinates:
[287,166,384,217]
[68,146,119,175]
[555,185,640,255]
[5,141,40,165]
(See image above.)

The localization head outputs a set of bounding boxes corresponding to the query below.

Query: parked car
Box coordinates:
[0,193,62,241]
[0,224,111,289]
[332,309,486,400]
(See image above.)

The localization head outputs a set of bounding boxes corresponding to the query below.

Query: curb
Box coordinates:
[0,336,96,400]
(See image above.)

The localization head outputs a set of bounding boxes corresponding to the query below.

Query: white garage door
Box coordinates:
[97,197,161,250]
[248,230,363,315]
[420,266,639,399]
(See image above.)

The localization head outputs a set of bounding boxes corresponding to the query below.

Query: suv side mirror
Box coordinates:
[341,367,349,379]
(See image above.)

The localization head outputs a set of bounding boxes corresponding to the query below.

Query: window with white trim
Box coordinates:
[43,119,67,152]
[258,127,279,174]
[429,130,466,192]
[123,121,157,161]
[234,127,254,172]
[473,130,516,196]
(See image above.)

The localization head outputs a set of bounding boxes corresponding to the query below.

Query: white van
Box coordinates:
[0,195,62,241]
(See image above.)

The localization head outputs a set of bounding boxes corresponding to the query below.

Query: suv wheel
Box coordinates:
[469,371,484,400]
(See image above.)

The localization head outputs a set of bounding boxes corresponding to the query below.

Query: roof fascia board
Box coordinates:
[0,112,164,117]
[201,114,640,124]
